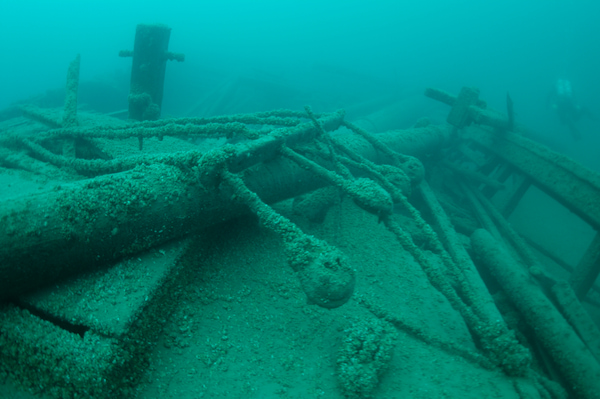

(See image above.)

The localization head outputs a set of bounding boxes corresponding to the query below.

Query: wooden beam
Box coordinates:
[570,232,600,300]
[465,126,600,231]
[471,229,600,399]
[0,123,452,300]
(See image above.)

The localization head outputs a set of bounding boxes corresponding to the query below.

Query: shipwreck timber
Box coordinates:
[0,48,600,399]
[0,110,449,301]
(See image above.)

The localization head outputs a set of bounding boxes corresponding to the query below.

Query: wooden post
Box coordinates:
[471,229,600,399]
[62,54,80,128]
[570,232,600,300]
[62,54,81,157]
[499,174,531,218]
[446,87,480,128]
[128,24,170,121]
[119,23,184,149]
[425,86,511,131]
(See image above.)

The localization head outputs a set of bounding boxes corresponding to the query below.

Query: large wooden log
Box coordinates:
[0,124,451,300]
[471,228,600,399]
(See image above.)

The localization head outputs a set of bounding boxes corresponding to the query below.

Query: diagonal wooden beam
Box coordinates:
[465,125,600,231]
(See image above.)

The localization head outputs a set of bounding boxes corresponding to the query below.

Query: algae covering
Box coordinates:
[1,95,598,399]
[0,237,193,398]
[337,318,397,398]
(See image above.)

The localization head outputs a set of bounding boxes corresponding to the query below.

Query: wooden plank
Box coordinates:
[471,229,600,399]
[465,126,600,231]
[0,238,191,397]
[570,232,600,300]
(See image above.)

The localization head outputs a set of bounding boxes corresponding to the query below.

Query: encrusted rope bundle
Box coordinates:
[7,103,533,378]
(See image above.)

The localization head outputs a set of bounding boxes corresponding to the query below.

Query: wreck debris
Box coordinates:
[472,229,600,399]
[0,105,448,300]
[62,54,80,129]
[336,317,397,399]
[1,44,599,398]
[571,233,600,300]
[119,23,185,122]
[222,170,355,308]
[119,23,185,150]
[428,86,600,301]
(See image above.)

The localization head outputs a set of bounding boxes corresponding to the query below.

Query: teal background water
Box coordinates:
[1,0,599,159]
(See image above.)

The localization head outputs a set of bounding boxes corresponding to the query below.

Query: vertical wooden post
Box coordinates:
[62,54,80,127]
[128,24,171,122]
[499,175,531,218]
[62,54,80,157]
[119,23,184,149]
[446,87,480,128]
[570,232,600,300]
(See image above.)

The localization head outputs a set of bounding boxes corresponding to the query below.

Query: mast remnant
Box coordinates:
[119,23,184,149]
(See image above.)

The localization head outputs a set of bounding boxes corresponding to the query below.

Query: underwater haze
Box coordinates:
[1,0,599,164]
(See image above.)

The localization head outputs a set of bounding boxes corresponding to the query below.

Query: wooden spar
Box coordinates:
[119,23,184,150]
[62,54,80,128]
[119,24,184,122]
[427,85,600,299]
[464,126,600,231]
[425,86,511,131]
[471,229,600,399]
[0,124,452,300]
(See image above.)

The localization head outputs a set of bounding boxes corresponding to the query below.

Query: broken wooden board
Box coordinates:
[0,238,191,398]
[464,125,600,231]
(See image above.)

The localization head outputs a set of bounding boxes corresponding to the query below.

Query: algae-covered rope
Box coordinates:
[343,119,423,182]
[220,169,355,309]
[299,113,533,376]
[280,145,394,219]
[24,108,309,140]
[13,109,341,177]
[36,122,250,141]
[304,105,353,180]
[359,296,496,371]
[21,138,204,176]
